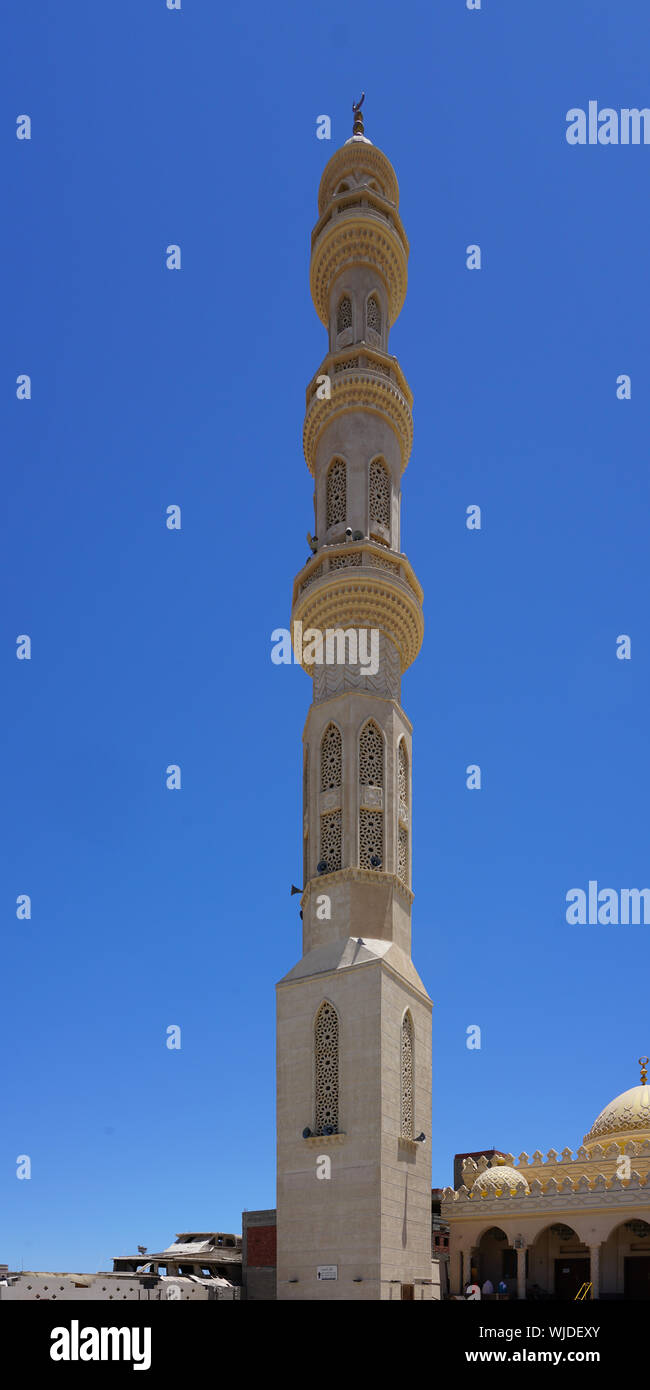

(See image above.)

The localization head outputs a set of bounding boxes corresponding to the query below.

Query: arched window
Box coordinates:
[398,827,409,886]
[367,293,382,338]
[319,811,342,872]
[320,723,342,791]
[401,1012,414,1138]
[336,295,352,334]
[303,747,309,883]
[397,737,409,886]
[359,720,384,786]
[315,1001,339,1133]
[369,457,391,531]
[359,721,384,870]
[398,738,408,809]
[326,457,346,529]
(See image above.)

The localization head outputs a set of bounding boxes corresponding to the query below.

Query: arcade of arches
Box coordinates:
[442,1065,650,1299]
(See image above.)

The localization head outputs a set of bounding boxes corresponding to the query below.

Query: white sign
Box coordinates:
[317,1265,338,1280]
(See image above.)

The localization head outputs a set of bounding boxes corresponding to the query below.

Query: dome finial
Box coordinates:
[640,1056,649,1085]
[352,93,365,137]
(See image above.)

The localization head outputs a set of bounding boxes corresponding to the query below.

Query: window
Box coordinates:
[398,739,409,886]
[320,810,342,871]
[303,746,309,882]
[315,1001,339,1133]
[367,294,382,337]
[398,827,409,886]
[398,738,408,810]
[401,1012,414,1138]
[320,723,342,791]
[326,458,346,529]
[369,457,391,530]
[359,721,383,786]
[359,722,384,868]
[336,296,352,334]
[359,809,383,869]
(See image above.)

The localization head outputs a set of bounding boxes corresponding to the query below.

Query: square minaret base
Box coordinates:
[276,944,433,1301]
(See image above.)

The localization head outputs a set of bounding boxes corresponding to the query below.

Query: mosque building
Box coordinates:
[442,1061,650,1299]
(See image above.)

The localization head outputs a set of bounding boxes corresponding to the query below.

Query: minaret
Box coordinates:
[276,100,433,1301]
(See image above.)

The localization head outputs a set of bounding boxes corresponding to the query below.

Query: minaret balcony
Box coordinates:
[310,201,408,326]
[303,347,413,475]
[291,543,424,674]
[310,190,408,258]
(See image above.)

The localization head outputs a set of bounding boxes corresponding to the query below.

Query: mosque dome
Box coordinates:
[473,1161,529,1196]
[583,1083,650,1146]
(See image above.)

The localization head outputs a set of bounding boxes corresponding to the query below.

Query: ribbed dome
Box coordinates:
[584,1085,650,1145]
[473,1164,529,1196]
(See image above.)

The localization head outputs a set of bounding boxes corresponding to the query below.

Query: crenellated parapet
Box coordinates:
[459,1138,650,1201]
[442,1169,649,1211]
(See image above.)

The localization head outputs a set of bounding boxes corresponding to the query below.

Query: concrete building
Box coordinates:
[442,1062,650,1299]
[0,1271,235,1301]
[276,99,433,1301]
[113,1231,241,1288]
[0,1230,242,1302]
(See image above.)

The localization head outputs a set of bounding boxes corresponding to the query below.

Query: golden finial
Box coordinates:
[640,1057,649,1085]
[352,93,365,137]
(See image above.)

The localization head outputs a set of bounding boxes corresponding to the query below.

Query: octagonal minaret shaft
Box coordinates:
[291,108,423,960]
[276,105,433,1303]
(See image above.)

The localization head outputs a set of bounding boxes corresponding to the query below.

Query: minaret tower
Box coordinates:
[276,100,433,1301]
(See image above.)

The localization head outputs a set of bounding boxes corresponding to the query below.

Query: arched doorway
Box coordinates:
[475,1227,515,1295]
[530,1224,589,1300]
[601,1219,650,1299]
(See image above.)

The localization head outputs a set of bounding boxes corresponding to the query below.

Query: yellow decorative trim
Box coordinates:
[311,192,408,259]
[291,571,424,674]
[318,144,400,215]
[293,543,423,607]
[303,358,413,474]
[310,215,408,326]
[306,346,413,410]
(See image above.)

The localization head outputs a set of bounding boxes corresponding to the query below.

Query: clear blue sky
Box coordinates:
[2,0,649,1272]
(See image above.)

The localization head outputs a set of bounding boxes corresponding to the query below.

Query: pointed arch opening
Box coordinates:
[369,456,391,535]
[326,457,347,530]
[366,292,382,341]
[401,1011,414,1138]
[359,720,384,869]
[303,745,309,883]
[397,737,410,887]
[320,722,342,792]
[315,1000,339,1134]
[336,295,352,335]
[359,720,384,787]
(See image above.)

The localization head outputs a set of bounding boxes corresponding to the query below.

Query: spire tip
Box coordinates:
[352,93,365,137]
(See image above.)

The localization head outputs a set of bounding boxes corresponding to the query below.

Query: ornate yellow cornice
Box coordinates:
[291,567,424,674]
[317,143,400,215]
[293,542,423,607]
[310,211,408,326]
[303,349,413,474]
